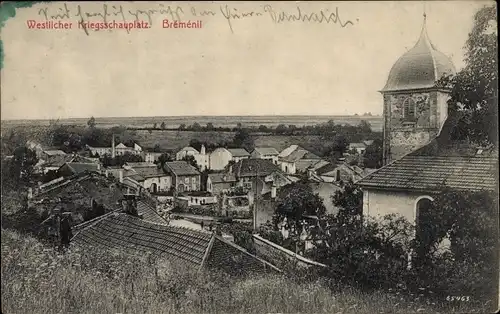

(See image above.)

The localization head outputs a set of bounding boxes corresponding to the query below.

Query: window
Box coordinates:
[184,177,189,184]
[403,97,416,121]
[192,177,196,183]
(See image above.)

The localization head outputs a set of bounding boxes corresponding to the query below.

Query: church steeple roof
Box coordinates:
[381,13,456,92]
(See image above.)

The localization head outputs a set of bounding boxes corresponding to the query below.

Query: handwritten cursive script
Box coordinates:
[36,3,356,35]
[263,5,354,27]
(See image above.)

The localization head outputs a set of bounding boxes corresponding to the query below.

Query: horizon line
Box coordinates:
[1,113,383,121]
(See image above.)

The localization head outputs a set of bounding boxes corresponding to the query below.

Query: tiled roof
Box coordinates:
[44,150,67,156]
[137,200,168,225]
[125,162,157,168]
[179,147,199,153]
[61,162,100,175]
[208,173,237,183]
[232,159,281,177]
[164,161,200,176]
[71,212,281,274]
[43,154,95,168]
[227,148,250,157]
[72,213,212,267]
[356,156,497,191]
[279,147,321,162]
[252,147,279,156]
[296,159,323,173]
[132,166,168,179]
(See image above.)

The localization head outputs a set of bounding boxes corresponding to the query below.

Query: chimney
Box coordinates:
[105,169,109,178]
[271,185,276,199]
[112,134,116,158]
[27,188,33,200]
[119,169,123,183]
[200,145,206,155]
[229,165,233,173]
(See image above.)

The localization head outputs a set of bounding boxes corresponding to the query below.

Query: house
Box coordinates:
[209,147,250,171]
[115,142,142,156]
[315,162,366,183]
[38,154,97,174]
[348,143,367,154]
[58,162,101,177]
[123,166,172,193]
[164,161,201,193]
[309,181,343,215]
[86,145,112,157]
[176,145,210,171]
[71,211,280,276]
[229,158,285,191]
[278,145,322,174]
[143,151,163,163]
[207,173,237,194]
[251,147,280,164]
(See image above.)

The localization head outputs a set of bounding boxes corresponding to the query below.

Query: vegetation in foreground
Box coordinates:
[2,228,494,314]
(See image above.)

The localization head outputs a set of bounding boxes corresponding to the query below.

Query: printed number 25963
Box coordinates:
[446,296,471,302]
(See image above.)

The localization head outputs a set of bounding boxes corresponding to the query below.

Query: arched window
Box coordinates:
[403,97,416,121]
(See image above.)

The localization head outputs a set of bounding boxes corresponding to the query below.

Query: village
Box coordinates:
[1,2,498,313]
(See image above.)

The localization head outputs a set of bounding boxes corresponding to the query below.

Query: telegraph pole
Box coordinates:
[252,163,258,232]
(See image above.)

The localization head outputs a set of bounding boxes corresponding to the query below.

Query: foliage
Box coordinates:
[411,189,498,304]
[160,122,166,130]
[312,213,414,291]
[182,155,200,171]
[231,128,255,152]
[87,116,96,128]
[3,146,38,188]
[362,139,383,168]
[274,181,326,240]
[437,5,497,146]
[157,152,173,167]
[331,182,363,218]
[101,152,144,167]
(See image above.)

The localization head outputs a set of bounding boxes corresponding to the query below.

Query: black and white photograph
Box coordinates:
[1,1,498,313]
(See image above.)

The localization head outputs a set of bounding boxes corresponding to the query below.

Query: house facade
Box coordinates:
[209,147,250,171]
[251,147,279,165]
[278,145,321,175]
[143,151,163,163]
[207,173,237,194]
[164,161,201,193]
[124,166,172,193]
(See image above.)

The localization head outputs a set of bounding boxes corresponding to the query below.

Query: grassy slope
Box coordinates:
[1,228,450,314]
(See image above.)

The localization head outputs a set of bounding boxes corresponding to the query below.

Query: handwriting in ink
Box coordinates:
[220,5,263,33]
[263,5,354,27]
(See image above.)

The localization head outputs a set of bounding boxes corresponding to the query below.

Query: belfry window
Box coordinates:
[403,97,417,121]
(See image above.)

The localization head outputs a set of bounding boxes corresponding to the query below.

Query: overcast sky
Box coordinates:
[0,1,492,120]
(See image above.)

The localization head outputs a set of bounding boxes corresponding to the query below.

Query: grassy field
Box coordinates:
[133,129,332,154]
[1,228,471,314]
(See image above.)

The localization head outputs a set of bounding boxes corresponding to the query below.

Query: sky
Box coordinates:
[0,1,493,120]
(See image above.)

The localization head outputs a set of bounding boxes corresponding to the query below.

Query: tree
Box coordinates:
[153,123,157,129]
[189,139,203,152]
[182,155,200,171]
[358,120,372,133]
[87,116,96,128]
[206,122,215,130]
[232,128,255,152]
[160,122,166,130]
[362,139,383,168]
[274,181,326,242]
[437,5,497,146]
[178,123,186,130]
[153,144,161,152]
[157,152,173,168]
[327,134,349,159]
[275,124,288,134]
[331,182,363,220]
[191,122,202,131]
[10,146,38,187]
[258,125,269,132]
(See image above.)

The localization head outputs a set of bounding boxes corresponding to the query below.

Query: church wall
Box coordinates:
[436,91,450,128]
[362,188,425,223]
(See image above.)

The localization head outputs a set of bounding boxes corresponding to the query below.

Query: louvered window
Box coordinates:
[403,97,416,121]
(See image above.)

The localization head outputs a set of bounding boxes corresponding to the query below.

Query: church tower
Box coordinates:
[381,14,456,165]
